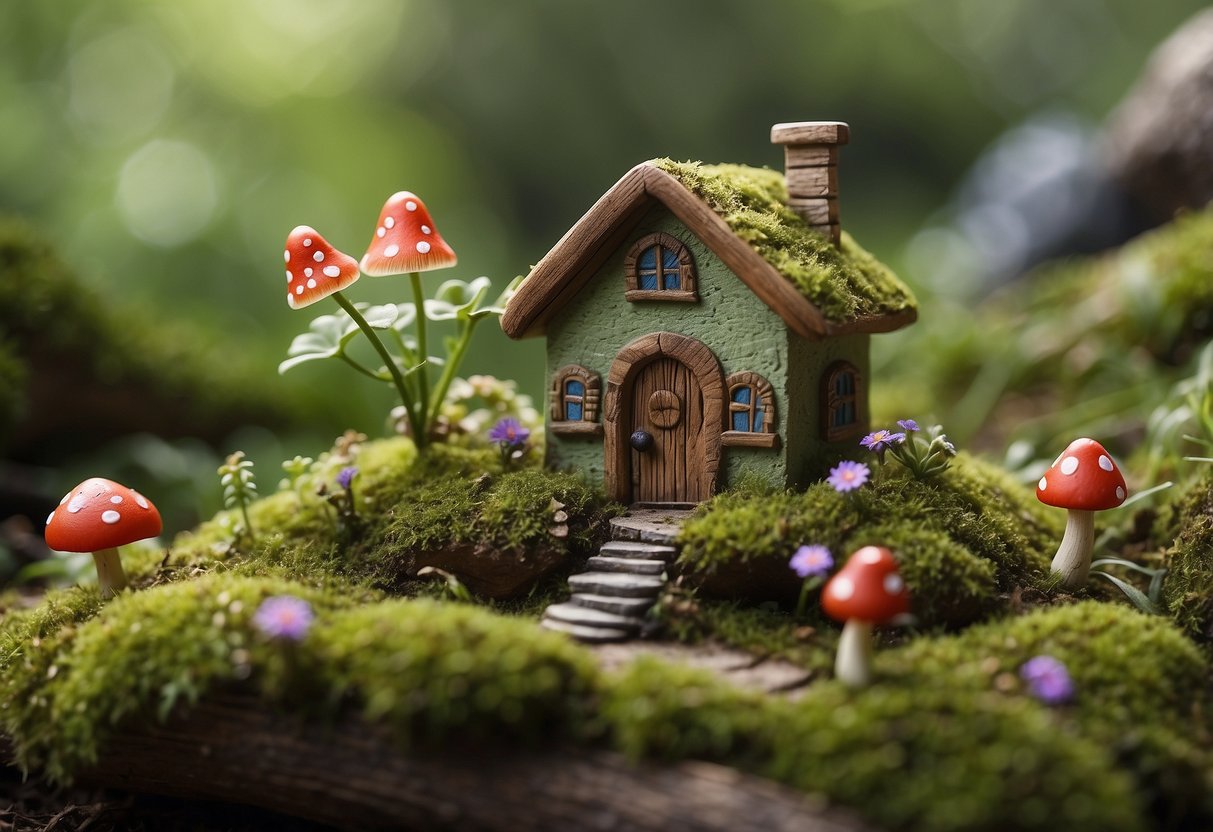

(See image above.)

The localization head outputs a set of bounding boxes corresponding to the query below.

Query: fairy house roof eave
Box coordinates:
[500,161,917,342]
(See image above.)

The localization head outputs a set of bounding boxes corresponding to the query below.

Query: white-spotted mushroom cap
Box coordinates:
[821,546,910,624]
[45,478,162,552]
[360,191,457,276]
[284,226,360,310]
[1036,438,1127,512]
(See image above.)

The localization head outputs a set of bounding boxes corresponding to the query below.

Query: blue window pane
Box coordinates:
[662,249,680,270]
[753,405,764,433]
[566,380,584,398]
[639,246,657,271]
[639,271,659,290]
[732,387,751,405]
[567,401,583,421]
[663,271,681,290]
[732,411,750,432]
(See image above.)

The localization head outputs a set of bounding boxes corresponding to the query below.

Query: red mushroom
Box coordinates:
[45,478,162,599]
[359,191,457,276]
[821,546,910,688]
[284,225,360,310]
[1036,438,1127,588]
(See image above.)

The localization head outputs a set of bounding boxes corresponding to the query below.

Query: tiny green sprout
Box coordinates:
[279,455,314,493]
[218,451,258,540]
[417,566,475,603]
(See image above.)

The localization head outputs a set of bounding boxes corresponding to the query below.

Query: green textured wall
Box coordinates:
[544,204,868,495]
[785,331,869,486]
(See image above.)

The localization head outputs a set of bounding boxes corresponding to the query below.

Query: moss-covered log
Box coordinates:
[59,694,872,832]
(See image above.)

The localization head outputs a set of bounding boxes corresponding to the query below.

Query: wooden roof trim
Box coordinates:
[500,162,914,341]
[500,165,650,339]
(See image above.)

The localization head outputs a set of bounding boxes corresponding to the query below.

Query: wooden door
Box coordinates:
[631,357,705,504]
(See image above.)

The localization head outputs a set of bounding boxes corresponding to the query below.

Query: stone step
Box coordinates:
[540,618,632,643]
[543,603,643,632]
[585,555,666,575]
[569,593,657,617]
[568,571,665,598]
[598,540,679,561]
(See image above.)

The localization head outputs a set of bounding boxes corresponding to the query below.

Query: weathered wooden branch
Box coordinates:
[6,694,875,832]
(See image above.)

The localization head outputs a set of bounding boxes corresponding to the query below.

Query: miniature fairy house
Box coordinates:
[501,122,917,505]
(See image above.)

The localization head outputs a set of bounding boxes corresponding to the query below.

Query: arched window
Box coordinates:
[722,372,778,448]
[823,361,862,441]
[623,232,698,302]
[550,365,602,436]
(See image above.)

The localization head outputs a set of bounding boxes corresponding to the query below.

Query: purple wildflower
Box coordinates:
[897,419,920,432]
[1019,655,1074,705]
[336,466,358,490]
[489,417,530,448]
[789,544,834,578]
[827,460,870,493]
[253,596,314,641]
[860,429,907,463]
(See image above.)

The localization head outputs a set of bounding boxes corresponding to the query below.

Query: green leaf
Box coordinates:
[1092,571,1163,615]
[279,305,399,374]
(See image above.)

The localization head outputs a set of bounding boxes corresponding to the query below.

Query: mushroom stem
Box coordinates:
[409,271,430,443]
[330,291,422,444]
[835,618,874,688]
[1051,509,1095,588]
[91,547,128,599]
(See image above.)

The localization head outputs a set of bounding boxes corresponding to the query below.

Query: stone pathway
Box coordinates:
[540,508,690,642]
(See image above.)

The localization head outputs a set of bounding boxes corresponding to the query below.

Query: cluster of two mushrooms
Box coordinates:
[284,192,457,311]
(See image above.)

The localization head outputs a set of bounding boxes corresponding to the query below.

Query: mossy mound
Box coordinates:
[894,206,1213,450]
[168,440,614,601]
[651,159,917,323]
[606,657,1143,832]
[0,574,597,782]
[677,455,1062,626]
[887,602,1213,827]
[1162,471,1213,643]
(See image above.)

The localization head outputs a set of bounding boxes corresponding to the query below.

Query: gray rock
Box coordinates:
[569,593,656,617]
[598,540,679,562]
[585,555,666,575]
[568,571,665,598]
[539,618,632,643]
[543,603,643,631]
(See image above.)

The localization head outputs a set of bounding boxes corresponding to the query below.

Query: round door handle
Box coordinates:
[630,430,654,452]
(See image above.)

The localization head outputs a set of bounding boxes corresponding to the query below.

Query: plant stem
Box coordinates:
[331,290,423,445]
[410,272,430,439]
[429,319,479,421]
[239,501,255,541]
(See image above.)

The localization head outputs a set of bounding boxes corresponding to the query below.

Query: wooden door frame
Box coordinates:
[603,332,725,504]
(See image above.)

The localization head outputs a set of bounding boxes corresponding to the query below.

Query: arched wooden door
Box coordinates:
[603,332,725,506]
[631,356,705,504]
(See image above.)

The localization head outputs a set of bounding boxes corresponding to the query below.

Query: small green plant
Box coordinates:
[862,419,957,479]
[1090,557,1167,615]
[279,455,314,493]
[218,451,258,540]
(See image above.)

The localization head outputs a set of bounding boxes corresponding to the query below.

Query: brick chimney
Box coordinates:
[770,121,849,247]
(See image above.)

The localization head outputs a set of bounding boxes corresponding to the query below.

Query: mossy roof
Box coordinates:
[500,159,917,341]
[650,159,917,322]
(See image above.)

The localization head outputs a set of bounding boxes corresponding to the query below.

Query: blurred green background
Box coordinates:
[0,0,1207,537]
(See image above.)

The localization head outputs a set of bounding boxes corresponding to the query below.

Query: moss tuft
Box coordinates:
[603,657,1145,832]
[1161,471,1213,643]
[677,455,1060,625]
[651,159,916,323]
[887,602,1213,826]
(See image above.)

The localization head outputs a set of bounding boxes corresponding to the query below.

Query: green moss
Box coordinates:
[651,159,916,322]
[659,597,838,671]
[603,658,1144,832]
[887,602,1213,826]
[0,574,596,782]
[1162,471,1213,642]
[677,455,1060,625]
